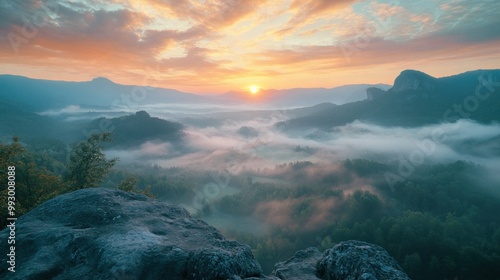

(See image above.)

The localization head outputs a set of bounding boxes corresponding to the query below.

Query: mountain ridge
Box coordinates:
[217,84,392,107]
[85,110,184,148]
[0,74,210,111]
[0,74,391,109]
[278,69,500,131]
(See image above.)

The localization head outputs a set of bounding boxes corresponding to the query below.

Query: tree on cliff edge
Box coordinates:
[66,133,117,190]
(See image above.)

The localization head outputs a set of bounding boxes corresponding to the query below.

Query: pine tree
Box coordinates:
[66,133,117,190]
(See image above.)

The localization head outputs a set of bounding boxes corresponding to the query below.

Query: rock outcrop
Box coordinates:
[317,241,411,280]
[391,69,437,93]
[272,247,323,280]
[0,188,262,280]
[0,188,409,280]
[271,242,410,280]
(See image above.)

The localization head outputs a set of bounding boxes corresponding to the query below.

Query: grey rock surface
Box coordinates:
[392,69,437,93]
[0,188,263,280]
[316,240,411,280]
[272,247,323,280]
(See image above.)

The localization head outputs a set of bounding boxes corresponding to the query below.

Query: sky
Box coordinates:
[0,0,499,94]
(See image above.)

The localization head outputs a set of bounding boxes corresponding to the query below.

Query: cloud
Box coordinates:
[274,0,359,37]
[1,0,499,92]
[0,1,211,73]
[99,102,500,177]
[107,141,173,162]
[148,0,266,30]
[86,106,500,233]
[39,105,82,116]
[254,197,343,231]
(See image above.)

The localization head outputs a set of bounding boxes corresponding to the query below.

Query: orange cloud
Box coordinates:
[0,0,499,93]
[145,0,266,30]
[274,0,359,37]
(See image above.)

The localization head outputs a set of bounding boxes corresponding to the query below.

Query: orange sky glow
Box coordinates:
[1,0,499,94]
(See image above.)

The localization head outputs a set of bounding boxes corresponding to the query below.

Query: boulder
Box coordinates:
[316,240,410,280]
[0,188,263,280]
[272,247,323,280]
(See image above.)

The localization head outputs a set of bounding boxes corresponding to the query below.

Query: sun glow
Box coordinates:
[249,85,260,95]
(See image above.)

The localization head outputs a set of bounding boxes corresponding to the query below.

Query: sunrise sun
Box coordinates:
[249,85,260,95]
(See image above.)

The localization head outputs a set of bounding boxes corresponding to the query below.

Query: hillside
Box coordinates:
[278,69,500,131]
[84,111,184,148]
[0,99,76,142]
[0,75,208,111]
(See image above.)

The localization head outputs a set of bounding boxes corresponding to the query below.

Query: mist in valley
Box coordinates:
[2,72,500,279]
[26,99,499,277]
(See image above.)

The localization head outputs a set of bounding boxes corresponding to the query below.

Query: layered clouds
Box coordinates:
[1,0,499,92]
[103,105,500,175]
[149,116,500,232]
[45,102,500,233]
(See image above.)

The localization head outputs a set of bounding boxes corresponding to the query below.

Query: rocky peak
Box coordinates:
[0,188,410,280]
[90,77,115,85]
[392,69,437,93]
[317,241,410,280]
[134,110,151,118]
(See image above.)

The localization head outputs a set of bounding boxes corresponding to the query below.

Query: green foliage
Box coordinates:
[105,167,199,201]
[0,137,23,182]
[343,190,382,222]
[403,253,422,276]
[344,158,388,176]
[65,133,118,190]
[1,137,67,228]
[117,175,155,198]
[117,175,139,192]
[222,160,500,279]
[86,111,184,148]
[0,135,155,229]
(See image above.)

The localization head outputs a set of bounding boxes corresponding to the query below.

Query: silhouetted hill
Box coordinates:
[0,75,209,111]
[85,111,184,148]
[0,99,76,142]
[217,84,391,107]
[278,69,500,131]
[391,69,437,93]
[0,75,386,112]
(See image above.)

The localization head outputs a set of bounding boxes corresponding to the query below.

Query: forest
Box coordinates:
[1,134,499,280]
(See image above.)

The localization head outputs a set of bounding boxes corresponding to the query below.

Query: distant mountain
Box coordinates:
[278,69,500,131]
[217,84,391,107]
[0,75,385,113]
[0,75,209,111]
[85,111,183,148]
